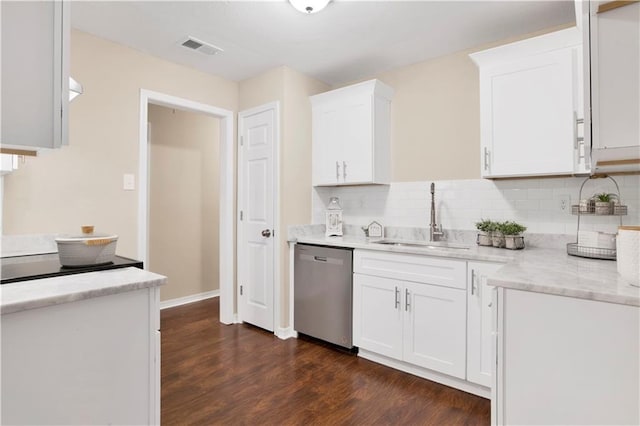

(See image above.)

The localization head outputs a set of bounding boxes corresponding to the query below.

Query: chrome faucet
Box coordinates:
[429,182,443,241]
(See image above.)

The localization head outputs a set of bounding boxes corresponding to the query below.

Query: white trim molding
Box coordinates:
[275,327,298,340]
[138,89,235,325]
[160,290,220,310]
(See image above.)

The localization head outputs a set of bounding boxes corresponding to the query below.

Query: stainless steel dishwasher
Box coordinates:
[294,243,354,349]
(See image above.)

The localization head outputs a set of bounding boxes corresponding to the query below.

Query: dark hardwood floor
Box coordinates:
[161,298,490,425]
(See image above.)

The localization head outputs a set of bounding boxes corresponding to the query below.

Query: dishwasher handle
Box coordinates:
[299,253,345,265]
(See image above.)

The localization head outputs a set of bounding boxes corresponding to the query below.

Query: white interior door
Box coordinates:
[238,104,277,332]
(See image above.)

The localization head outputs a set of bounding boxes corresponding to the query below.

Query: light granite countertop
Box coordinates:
[1,267,167,315]
[290,234,640,307]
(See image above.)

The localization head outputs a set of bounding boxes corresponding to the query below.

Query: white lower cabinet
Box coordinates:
[353,250,467,380]
[466,261,502,387]
[402,280,466,378]
[495,288,639,425]
[353,274,403,359]
[1,287,160,425]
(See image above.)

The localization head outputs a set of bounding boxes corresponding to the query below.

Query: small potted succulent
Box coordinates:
[499,221,527,250]
[594,193,615,215]
[475,219,495,246]
[491,221,506,248]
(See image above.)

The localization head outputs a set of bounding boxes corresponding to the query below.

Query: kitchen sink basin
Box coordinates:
[371,239,470,250]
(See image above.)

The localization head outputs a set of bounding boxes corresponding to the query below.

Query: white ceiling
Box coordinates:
[71,0,575,86]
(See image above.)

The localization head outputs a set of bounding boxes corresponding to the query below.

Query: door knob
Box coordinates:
[261,229,272,238]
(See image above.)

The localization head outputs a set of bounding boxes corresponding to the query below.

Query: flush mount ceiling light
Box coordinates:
[289,0,331,14]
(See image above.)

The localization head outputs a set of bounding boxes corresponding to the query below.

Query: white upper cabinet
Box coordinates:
[585,0,640,173]
[311,79,393,186]
[1,1,70,152]
[471,28,587,178]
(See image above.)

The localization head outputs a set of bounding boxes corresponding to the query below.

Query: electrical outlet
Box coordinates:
[559,195,571,212]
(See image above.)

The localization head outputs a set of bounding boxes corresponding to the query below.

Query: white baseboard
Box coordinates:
[275,327,297,340]
[160,290,220,310]
[358,349,491,399]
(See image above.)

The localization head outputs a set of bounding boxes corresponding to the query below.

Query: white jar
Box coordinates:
[617,226,640,287]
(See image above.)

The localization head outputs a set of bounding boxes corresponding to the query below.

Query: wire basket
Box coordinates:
[566,243,617,260]
[571,204,628,216]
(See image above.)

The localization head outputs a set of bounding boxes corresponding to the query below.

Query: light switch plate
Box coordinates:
[123,174,135,191]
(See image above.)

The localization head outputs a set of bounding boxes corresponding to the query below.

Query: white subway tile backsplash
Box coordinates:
[527,188,553,200]
[313,177,640,236]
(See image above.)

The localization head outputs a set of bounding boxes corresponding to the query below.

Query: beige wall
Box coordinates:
[359,23,573,182]
[377,51,481,181]
[239,66,329,328]
[148,105,220,301]
[2,29,238,259]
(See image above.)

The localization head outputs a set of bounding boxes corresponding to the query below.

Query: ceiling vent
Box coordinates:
[180,36,223,56]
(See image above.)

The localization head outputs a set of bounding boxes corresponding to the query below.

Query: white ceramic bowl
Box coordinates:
[55,234,118,267]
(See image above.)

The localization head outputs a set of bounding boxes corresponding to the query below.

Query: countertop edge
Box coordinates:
[1,267,167,315]
[487,278,640,307]
[289,235,640,307]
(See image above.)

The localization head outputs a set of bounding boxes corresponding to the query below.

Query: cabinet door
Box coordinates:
[340,94,373,184]
[499,289,639,425]
[353,273,403,360]
[590,2,640,156]
[1,1,69,151]
[481,47,578,177]
[467,261,502,387]
[312,104,342,185]
[402,281,467,379]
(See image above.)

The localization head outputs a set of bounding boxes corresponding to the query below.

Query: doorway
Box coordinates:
[138,90,235,324]
[147,105,220,305]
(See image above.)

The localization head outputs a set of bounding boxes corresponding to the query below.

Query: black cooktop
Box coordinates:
[1,253,144,285]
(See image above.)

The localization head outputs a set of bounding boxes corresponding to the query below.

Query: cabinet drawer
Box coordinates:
[354,250,466,290]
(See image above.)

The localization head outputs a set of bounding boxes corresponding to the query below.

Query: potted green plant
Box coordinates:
[475,219,495,246]
[500,221,527,250]
[594,193,614,215]
[492,221,506,248]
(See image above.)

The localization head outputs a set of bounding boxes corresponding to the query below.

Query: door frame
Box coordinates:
[138,89,235,324]
[237,101,281,332]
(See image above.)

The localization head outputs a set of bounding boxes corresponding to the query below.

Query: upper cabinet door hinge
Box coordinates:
[240,210,243,221]
[240,135,244,146]
[240,285,243,296]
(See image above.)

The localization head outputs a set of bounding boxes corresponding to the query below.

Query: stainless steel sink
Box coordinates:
[371,239,470,250]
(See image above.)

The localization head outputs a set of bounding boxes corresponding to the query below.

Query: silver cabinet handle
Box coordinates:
[395,286,400,309]
[471,269,477,295]
[343,161,347,180]
[573,111,585,149]
[335,161,340,180]
[261,229,271,238]
[483,147,490,172]
[573,112,587,170]
[405,288,410,311]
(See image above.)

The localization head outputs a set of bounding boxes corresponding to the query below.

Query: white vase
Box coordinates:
[492,232,505,248]
[477,232,492,246]
[504,235,525,250]
[595,201,612,215]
